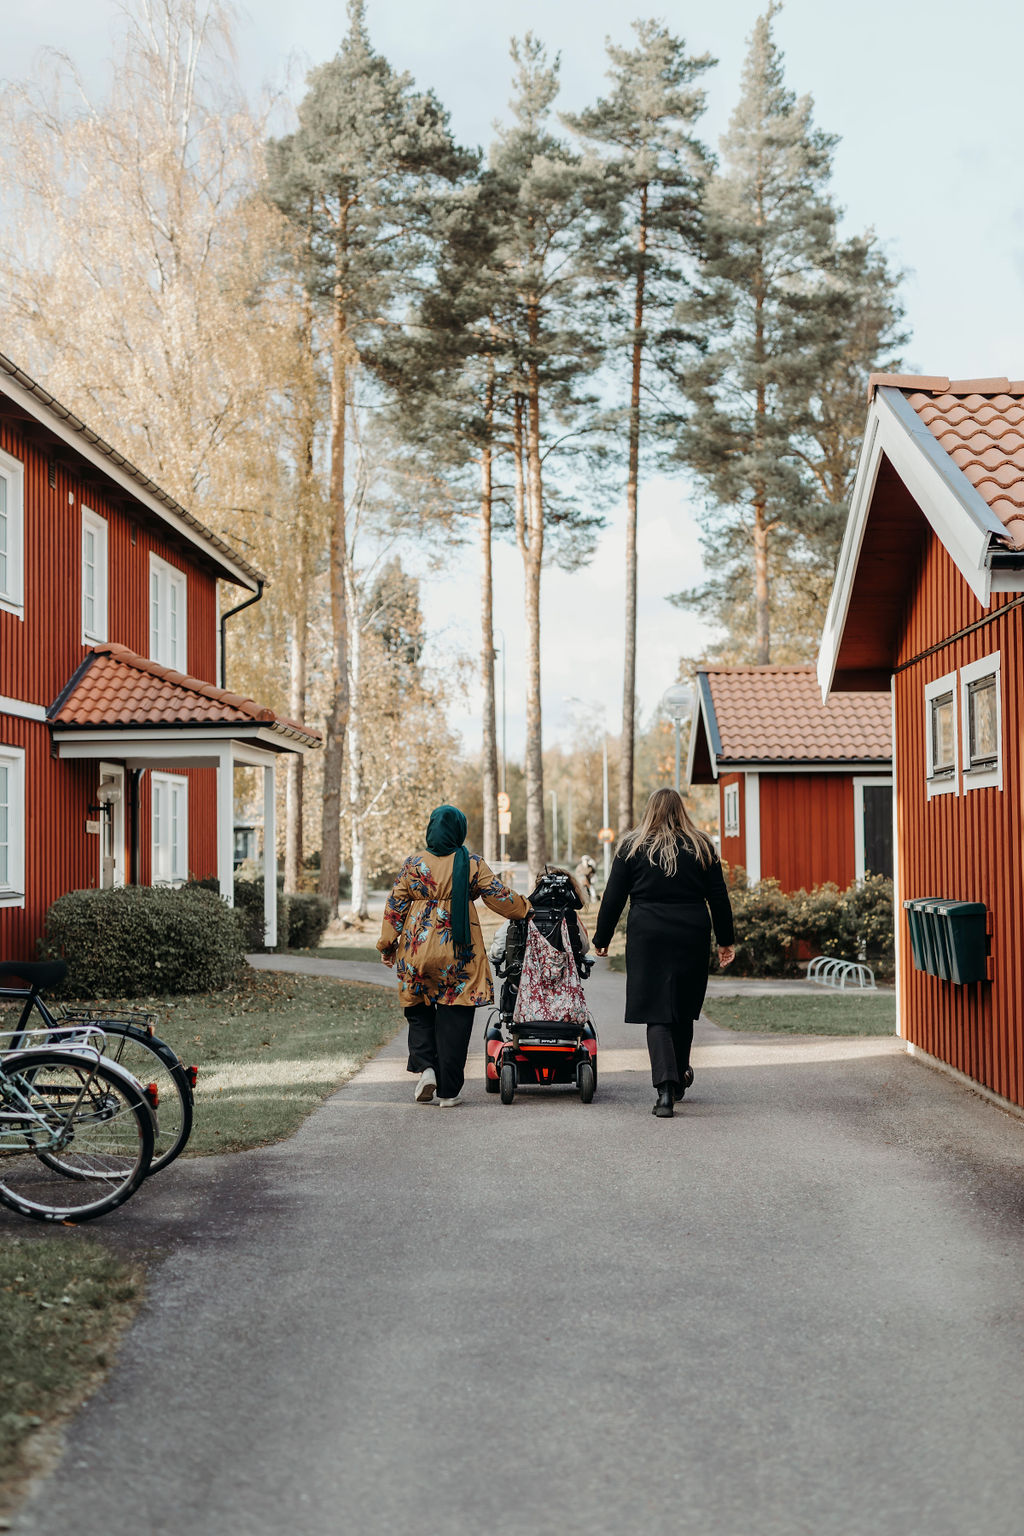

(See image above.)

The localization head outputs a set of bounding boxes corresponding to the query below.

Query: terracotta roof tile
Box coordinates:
[701,665,891,764]
[870,376,1024,550]
[50,645,320,746]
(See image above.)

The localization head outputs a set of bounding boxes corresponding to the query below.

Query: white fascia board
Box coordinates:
[0,371,258,592]
[54,725,312,759]
[819,387,1009,700]
[716,761,892,775]
[685,687,717,785]
[0,695,47,722]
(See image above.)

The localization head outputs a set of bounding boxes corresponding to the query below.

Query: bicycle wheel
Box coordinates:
[59,1024,193,1174]
[0,1050,154,1222]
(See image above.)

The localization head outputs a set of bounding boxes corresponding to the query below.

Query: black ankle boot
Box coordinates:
[652,1084,674,1118]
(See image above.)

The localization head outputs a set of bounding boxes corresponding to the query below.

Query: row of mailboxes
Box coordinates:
[903,898,988,984]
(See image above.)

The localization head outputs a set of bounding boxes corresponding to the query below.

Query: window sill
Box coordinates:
[0,597,25,622]
[0,892,26,908]
[963,765,1002,791]
[926,773,958,799]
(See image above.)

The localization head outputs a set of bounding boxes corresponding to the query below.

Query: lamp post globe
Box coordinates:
[661,683,695,793]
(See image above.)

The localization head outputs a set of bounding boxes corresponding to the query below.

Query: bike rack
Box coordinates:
[806,956,876,991]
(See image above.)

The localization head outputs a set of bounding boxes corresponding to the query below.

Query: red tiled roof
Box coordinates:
[49,645,320,746]
[869,374,1024,549]
[701,665,891,764]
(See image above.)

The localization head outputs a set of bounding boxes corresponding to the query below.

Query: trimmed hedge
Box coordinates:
[226,879,332,953]
[722,870,894,978]
[42,886,246,997]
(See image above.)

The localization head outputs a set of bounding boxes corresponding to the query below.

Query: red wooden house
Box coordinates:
[819,374,1024,1110]
[0,352,318,961]
[686,665,892,889]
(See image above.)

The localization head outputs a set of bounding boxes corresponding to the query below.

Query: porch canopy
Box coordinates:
[48,644,320,946]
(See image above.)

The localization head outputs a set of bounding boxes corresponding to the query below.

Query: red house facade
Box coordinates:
[687,666,892,889]
[0,353,317,961]
[819,375,1024,1109]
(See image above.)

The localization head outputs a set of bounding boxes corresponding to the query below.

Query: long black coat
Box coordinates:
[593,839,735,1026]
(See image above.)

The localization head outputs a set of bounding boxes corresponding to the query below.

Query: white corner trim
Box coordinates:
[744,771,761,884]
[0,694,46,722]
[890,681,903,1040]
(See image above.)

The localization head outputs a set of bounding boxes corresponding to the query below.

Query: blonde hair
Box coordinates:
[619,788,715,875]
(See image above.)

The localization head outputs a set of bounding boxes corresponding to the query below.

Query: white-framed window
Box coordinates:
[960,652,1001,792]
[151,772,188,885]
[81,506,108,643]
[0,446,25,619]
[0,745,26,906]
[723,781,740,838]
[924,670,958,798]
[149,554,187,670]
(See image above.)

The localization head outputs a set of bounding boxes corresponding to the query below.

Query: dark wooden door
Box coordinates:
[863,784,893,878]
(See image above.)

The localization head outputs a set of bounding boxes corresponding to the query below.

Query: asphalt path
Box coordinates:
[11,963,1024,1536]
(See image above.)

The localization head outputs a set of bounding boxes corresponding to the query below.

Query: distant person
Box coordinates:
[592,788,735,1119]
[574,855,597,905]
[377,804,530,1107]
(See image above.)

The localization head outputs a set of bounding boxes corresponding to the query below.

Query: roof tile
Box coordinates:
[701,666,891,764]
[50,645,320,745]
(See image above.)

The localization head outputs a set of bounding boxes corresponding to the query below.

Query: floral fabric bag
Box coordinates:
[512,918,589,1026]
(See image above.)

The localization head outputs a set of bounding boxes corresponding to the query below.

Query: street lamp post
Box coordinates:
[602,735,610,882]
[661,683,695,793]
[495,629,508,866]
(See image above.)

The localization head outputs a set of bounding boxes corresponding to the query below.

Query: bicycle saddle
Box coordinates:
[0,960,68,990]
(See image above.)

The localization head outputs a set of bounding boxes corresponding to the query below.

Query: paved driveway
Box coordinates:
[12,965,1024,1536]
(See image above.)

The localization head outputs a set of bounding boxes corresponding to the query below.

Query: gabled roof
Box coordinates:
[818,377,1024,697]
[687,665,891,784]
[49,644,320,749]
[0,352,262,591]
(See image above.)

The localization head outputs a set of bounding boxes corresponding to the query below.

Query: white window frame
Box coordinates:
[0,445,25,620]
[151,772,188,886]
[81,506,108,644]
[924,670,959,799]
[960,651,1002,792]
[723,781,740,839]
[149,553,187,670]
[0,745,26,907]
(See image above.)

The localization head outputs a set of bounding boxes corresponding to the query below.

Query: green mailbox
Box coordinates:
[934,902,987,985]
[923,899,961,981]
[903,899,928,972]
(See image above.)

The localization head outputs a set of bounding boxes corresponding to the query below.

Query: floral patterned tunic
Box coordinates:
[377,851,530,1007]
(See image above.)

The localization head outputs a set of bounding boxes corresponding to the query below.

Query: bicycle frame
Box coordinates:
[0,1041,108,1154]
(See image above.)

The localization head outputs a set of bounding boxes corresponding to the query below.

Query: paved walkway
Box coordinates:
[11,966,1024,1535]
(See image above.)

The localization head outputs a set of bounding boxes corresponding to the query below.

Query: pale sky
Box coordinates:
[6,0,1024,754]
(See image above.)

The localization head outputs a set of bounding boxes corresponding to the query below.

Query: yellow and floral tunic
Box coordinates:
[377,851,530,1008]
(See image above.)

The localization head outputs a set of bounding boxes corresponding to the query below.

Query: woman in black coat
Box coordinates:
[593,787,735,1118]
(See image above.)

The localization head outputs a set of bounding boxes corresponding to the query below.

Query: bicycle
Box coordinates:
[0,961,196,1174]
[0,1030,155,1222]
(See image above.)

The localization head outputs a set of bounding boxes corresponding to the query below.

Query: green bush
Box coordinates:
[287,891,332,949]
[724,874,894,978]
[42,886,246,997]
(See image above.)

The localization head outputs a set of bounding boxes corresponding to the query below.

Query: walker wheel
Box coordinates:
[578,1062,595,1104]
[484,1062,500,1094]
[499,1063,516,1104]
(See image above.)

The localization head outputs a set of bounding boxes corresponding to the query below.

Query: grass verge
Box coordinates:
[285,944,382,963]
[143,969,399,1154]
[704,992,896,1035]
[0,1238,143,1517]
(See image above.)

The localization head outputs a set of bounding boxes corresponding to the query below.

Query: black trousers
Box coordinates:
[646,1021,694,1091]
[405,1002,475,1100]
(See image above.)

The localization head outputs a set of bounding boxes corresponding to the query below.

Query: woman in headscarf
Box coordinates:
[377,805,530,1107]
[592,788,736,1119]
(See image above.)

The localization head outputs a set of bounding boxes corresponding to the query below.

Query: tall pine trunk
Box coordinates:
[479,360,499,863]
[284,623,306,889]
[319,276,351,917]
[619,185,648,833]
[522,304,546,878]
[345,557,370,922]
[285,295,315,892]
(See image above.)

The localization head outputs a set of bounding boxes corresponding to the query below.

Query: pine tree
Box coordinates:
[265,0,473,914]
[566,20,713,832]
[674,4,844,664]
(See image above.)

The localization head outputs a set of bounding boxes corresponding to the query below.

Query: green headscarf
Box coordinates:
[425,804,471,953]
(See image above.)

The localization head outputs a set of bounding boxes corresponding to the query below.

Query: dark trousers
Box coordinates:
[646,1021,694,1091]
[405,1002,475,1100]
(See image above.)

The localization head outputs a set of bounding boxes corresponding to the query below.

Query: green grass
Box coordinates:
[704,992,897,1036]
[0,1239,142,1513]
[144,970,400,1154]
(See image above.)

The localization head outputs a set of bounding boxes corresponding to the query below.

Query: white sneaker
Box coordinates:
[415,1069,437,1103]
[436,1096,462,1108]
